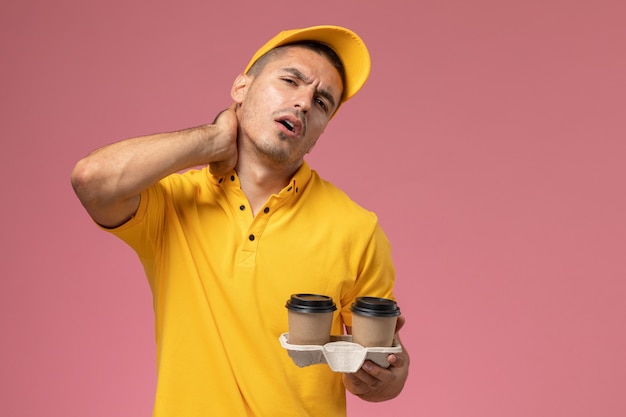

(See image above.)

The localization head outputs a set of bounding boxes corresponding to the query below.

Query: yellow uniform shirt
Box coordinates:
[107,161,396,417]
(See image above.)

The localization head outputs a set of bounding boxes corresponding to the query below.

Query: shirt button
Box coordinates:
[249,234,255,241]
[263,207,270,214]
[240,205,246,211]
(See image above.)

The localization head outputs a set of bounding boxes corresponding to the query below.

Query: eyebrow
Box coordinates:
[281,67,338,112]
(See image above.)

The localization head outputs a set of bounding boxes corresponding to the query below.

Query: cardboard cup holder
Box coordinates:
[279,333,402,373]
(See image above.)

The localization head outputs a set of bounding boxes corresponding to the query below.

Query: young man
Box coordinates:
[72,25,409,416]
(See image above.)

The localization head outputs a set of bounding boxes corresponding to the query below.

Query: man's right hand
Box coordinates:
[208,104,239,176]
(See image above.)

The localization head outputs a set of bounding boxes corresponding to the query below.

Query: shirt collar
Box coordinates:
[209,161,313,197]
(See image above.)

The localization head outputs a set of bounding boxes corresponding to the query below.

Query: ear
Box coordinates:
[231,73,250,104]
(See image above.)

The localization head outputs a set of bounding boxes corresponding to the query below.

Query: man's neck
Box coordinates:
[235,157,301,216]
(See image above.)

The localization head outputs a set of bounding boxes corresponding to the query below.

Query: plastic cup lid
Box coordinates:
[286,293,337,313]
[351,296,401,317]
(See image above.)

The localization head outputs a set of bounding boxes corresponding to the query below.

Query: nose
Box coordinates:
[293,88,313,113]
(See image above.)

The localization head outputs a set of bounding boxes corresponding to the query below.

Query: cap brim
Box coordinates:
[244,25,371,104]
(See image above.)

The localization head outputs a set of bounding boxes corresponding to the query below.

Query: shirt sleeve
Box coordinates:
[339,220,397,328]
[98,182,168,286]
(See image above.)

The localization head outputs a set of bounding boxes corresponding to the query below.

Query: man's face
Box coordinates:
[233,46,344,169]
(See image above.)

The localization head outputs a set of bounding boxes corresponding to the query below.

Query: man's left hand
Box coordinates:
[342,316,410,402]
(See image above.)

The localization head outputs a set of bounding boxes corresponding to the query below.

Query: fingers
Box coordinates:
[343,360,399,401]
[212,103,237,124]
[387,353,401,367]
[343,368,382,397]
[351,367,383,388]
[207,104,239,176]
[354,361,394,386]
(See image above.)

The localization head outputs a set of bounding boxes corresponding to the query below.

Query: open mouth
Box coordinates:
[276,114,303,136]
[278,119,296,132]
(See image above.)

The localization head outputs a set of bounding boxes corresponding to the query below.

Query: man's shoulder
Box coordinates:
[307,170,378,223]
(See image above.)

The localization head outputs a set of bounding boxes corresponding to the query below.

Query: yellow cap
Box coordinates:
[244,25,371,104]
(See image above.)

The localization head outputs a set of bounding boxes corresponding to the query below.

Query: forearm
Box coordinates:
[77,125,215,195]
[71,124,221,226]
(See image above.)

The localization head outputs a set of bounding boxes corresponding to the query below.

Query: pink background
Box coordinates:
[1,0,625,416]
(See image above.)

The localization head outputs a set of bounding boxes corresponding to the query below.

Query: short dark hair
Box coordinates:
[246,41,346,100]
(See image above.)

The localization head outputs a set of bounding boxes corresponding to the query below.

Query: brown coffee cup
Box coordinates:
[350,297,400,347]
[286,294,337,345]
